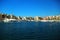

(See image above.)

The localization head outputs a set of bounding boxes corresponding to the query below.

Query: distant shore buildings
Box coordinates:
[34,16,43,21]
[0,13,60,22]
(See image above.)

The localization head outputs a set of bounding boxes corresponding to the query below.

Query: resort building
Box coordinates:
[58,15,60,20]
[43,16,55,20]
[9,14,17,19]
[17,16,22,21]
[48,16,52,20]
[43,17,49,20]
[56,16,60,20]
[25,17,34,21]
[34,16,42,21]
[22,17,27,20]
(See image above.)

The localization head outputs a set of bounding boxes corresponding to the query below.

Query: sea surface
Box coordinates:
[0,21,60,40]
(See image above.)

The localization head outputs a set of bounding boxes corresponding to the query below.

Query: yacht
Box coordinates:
[3,18,16,22]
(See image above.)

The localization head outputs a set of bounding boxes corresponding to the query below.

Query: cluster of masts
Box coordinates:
[0,13,60,22]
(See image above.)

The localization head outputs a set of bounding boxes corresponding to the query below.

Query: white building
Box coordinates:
[22,17,27,20]
[34,16,40,21]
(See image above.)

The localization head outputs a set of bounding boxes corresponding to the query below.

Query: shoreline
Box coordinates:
[0,14,60,23]
[1,19,60,22]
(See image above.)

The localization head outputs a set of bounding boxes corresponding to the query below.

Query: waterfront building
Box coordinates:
[26,17,34,21]
[17,16,20,20]
[34,16,42,21]
[52,16,56,20]
[22,17,27,20]
[6,15,11,19]
[55,16,60,20]
[29,17,34,21]
[9,14,17,19]
[48,16,52,20]
[58,15,60,20]
[43,17,49,20]
[56,16,58,20]
[10,14,13,19]
[34,16,39,21]
[17,16,22,21]
[45,16,56,20]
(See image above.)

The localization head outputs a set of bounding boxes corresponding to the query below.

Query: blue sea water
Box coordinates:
[0,21,60,40]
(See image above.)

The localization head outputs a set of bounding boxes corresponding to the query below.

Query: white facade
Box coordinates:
[10,14,13,19]
[22,17,27,20]
[34,16,39,21]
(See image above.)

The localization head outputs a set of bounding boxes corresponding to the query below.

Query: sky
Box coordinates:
[0,0,60,17]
